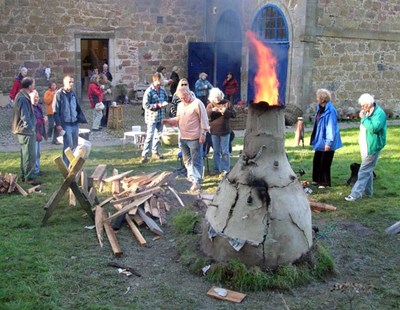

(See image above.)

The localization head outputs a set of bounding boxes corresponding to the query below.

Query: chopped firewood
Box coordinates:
[80,170,89,196]
[125,214,147,246]
[157,198,167,225]
[102,209,123,256]
[386,221,400,235]
[111,169,120,194]
[104,169,134,183]
[7,174,17,193]
[146,171,173,188]
[144,200,151,214]
[95,206,104,247]
[309,199,336,212]
[27,185,41,194]
[132,213,144,226]
[111,186,161,206]
[137,207,164,236]
[69,188,76,207]
[115,184,139,199]
[105,193,153,222]
[168,186,184,207]
[149,196,159,218]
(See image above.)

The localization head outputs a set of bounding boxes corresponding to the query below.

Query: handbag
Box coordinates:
[95,102,105,111]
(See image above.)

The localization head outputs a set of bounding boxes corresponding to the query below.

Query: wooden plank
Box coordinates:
[125,215,147,246]
[102,209,123,256]
[137,207,164,236]
[81,170,89,196]
[111,169,119,194]
[27,185,41,194]
[95,206,104,247]
[90,164,107,181]
[64,147,75,165]
[111,186,161,205]
[88,187,97,205]
[206,287,246,303]
[104,170,134,183]
[7,174,17,193]
[14,183,28,197]
[132,214,144,226]
[96,196,114,208]
[105,193,153,222]
[149,196,159,218]
[146,171,173,188]
[69,188,76,207]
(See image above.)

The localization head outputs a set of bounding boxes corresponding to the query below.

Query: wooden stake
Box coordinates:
[125,215,147,246]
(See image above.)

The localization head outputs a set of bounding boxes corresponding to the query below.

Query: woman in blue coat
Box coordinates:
[310,89,342,188]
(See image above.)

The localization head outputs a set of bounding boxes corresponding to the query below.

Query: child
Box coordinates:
[31,90,47,176]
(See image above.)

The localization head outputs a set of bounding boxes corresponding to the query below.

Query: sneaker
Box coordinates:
[190,182,200,192]
[92,128,102,132]
[24,179,42,186]
[344,195,358,202]
[140,157,148,164]
[152,153,164,160]
[318,185,326,189]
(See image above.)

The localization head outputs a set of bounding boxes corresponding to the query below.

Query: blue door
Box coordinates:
[187,42,215,91]
[248,5,289,105]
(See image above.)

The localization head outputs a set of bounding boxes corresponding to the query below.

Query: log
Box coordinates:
[309,199,337,212]
[125,214,147,246]
[385,221,400,235]
[137,207,164,236]
[102,209,123,256]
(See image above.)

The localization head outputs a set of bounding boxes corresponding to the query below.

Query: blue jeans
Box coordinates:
[181,139,203,184]
[141,121,163,158]
[63,123,79,166]
[211,134,230,173]
[34,141,41,173]
[351,152,380,199]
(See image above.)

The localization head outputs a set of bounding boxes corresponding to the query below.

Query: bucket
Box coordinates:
[79,128,91,141]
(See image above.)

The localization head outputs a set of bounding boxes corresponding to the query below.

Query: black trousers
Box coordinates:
[312,150,335,187]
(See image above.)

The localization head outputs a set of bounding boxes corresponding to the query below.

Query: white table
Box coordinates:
[123,131,147,149]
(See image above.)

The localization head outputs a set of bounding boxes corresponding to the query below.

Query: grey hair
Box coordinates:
[172,66,179,72]
[358,93,374,107]
[90,74,99,83]
[316,88,331,102]
[208,87,224,103]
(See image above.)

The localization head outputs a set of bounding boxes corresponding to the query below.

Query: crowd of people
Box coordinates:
[9,66,387,199]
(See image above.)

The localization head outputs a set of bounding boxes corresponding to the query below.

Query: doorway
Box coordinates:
[81,39,110,91]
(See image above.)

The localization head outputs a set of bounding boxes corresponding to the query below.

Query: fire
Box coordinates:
[246,31,279,106]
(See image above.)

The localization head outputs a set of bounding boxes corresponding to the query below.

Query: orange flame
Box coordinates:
[246,31,279,106]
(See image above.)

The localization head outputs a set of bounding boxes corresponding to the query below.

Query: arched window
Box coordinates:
[253,6,288,42]
[249,5,289,104]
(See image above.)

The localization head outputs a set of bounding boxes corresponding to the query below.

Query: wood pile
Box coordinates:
[94,167,185,256]
[0,172,37,196]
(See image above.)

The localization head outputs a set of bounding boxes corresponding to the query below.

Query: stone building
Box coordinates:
[1,0,399,116]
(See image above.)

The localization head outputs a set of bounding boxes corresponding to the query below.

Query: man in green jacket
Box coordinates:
[345,93,387,201]
[11,77,41,185]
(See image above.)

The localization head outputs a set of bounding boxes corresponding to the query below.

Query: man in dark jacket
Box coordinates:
[53,75,87,165]
[11,77,40,185]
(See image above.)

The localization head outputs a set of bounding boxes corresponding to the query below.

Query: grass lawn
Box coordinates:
[0,126,399,309]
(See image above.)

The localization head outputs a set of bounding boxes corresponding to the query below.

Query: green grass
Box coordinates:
[0,126,399,308]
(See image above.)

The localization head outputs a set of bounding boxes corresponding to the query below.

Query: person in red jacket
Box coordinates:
[222,72,239,104]
[9,67,28,106]
[87,74,104,131]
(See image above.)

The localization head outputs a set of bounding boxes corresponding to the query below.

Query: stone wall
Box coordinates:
[0,0,205,97]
